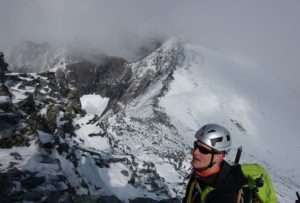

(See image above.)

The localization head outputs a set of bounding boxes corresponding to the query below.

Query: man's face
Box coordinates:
[192,141,219,169]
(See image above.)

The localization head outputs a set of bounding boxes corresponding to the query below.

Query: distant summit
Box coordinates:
[8,40,107,73]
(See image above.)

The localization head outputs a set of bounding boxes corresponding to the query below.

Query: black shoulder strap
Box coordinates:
[216,162,248,191]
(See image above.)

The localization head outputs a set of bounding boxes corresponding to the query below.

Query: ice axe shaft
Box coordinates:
[234,146,242,164]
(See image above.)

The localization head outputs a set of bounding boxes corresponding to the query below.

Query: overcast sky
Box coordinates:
[1,0,299,118]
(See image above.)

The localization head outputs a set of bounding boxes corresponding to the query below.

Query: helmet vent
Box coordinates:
[226,135,230,141]
[207,130,216,133]
[210,137,223,146]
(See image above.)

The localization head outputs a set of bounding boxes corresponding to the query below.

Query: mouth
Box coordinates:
[193,157,201,162]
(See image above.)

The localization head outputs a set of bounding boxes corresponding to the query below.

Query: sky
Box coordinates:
[0,1,299,138]
[1,1,299,90]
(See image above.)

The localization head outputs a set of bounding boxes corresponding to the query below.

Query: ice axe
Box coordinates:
[234,146,242,164]
[296,191,300,203]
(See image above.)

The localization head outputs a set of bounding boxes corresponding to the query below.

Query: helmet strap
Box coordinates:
[207,153,216,168]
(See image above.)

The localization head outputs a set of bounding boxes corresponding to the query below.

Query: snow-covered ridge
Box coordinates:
[8,41,107,73]
[105,37,299,201]
[159,41,299,202]
[1,39,188,202]
[1,37,299,202]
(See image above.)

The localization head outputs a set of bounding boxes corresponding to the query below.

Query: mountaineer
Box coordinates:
[183,124,277,203]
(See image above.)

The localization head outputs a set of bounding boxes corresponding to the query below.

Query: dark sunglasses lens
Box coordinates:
[194,142,211,154]
[198,146,211,154]
[193,142,198,150]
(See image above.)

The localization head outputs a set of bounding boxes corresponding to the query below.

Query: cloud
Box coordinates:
[1,1,299,140]
[1,1,299,62]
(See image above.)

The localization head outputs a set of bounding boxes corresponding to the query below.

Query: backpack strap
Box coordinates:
[186,178,216,203]
[237,187,244,203]
[236,185,254,203]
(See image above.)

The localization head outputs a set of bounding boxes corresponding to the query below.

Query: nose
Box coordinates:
[193,147,200,156]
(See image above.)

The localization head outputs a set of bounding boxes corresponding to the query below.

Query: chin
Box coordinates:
[192,160,201,169]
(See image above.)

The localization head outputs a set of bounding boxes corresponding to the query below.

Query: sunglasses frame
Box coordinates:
[193,141,221,154]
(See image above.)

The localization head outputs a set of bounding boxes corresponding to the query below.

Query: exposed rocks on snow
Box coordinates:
[0,40,189,202]
[1,37,295,202]
[230,119,247,135]
[0,51,9,83]
[37,130,56,149]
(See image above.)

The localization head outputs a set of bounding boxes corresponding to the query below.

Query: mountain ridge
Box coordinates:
[0,37,298,202]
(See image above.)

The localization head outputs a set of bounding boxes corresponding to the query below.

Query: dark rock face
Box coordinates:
[0,168,21,202]
[0,70,85,149]
[64,57,129,97]
[21,176,45,189]
[0,51,9,83]
[0,168,72,202]
[0,112,20,143]
[0,168,46,202]
[59,56,132,116]
[17,94,36,114]
[0,83,10,97]
[0,39,189,202]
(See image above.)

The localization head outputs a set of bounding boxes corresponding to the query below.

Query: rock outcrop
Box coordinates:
[0,38,190,202]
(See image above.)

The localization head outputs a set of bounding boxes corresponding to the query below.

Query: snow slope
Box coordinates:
[80,94,109,116]
[1,37,299,202]
[98,37,299,201]
[159,41,300,202]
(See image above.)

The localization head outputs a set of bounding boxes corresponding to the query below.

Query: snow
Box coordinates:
[73,114,110,151]
[1,38,298,202]
[18,76,34,81]
[0,144,38,172]
[159,42,300,201]
[8,78,35,104]
[80,94,109,116]
[10,83,28,103]
[54,148,86,194]
[23,153,60,173]
[96,161,164,202]
[56,111,69,127]
[107,163,132,187]
[0,96,11,104]
[76,156,108,195]
[37,130,55,145]
[155,162,182,184]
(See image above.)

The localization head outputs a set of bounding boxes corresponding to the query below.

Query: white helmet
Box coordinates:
[195,124,231,154]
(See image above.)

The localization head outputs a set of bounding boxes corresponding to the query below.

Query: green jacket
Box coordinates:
[183,161,277,203]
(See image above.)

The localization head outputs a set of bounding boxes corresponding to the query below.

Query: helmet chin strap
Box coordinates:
[207,153,216,168]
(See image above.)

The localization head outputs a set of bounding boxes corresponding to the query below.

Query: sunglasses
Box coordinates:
[193,141,220,154]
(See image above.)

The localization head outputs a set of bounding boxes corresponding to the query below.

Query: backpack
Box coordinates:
[237,163,277,203]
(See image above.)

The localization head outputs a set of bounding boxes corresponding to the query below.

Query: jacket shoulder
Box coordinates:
[217,161,248,191]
